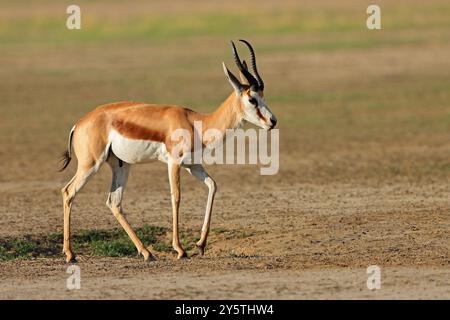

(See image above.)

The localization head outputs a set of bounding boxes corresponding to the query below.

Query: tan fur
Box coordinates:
[70,91,250,163]
[60,46,273,263]
[60,91,253,262]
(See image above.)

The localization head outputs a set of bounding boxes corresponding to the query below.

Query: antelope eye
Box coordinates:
[248,97,258,106]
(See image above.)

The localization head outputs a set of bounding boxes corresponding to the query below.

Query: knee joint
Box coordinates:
[206,178,217,194]
[62,188,74,206]
[106,192,121,210]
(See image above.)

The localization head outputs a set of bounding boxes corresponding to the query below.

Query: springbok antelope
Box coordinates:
[59,40,277,262]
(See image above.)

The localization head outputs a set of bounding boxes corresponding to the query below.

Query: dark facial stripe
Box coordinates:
[249,97,258,106]
[255,107,266,123]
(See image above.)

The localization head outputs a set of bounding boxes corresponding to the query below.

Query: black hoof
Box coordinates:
[177,252,188,259]
[65,257,77,264]
[196,244,205,256]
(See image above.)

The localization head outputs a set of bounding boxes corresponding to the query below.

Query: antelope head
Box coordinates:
[222,39,277,130]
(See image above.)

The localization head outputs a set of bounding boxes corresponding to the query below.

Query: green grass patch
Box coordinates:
[0,225,254,260]
[0,224,179,260]
[152,242,172,253]
[211,227,228,234]
[2,3,450,46]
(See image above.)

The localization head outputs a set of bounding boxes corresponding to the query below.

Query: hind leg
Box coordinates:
[106,156,155,261]
[61,164,98,263]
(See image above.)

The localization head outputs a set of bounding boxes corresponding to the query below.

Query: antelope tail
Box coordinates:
[58,126,75,172]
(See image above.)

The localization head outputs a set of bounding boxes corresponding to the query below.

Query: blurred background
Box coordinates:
[1,0,449,186]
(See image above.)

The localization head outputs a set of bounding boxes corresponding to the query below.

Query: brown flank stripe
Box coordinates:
[112,119,165,142]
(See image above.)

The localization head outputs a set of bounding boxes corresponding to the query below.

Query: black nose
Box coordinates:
[270,118,277,128]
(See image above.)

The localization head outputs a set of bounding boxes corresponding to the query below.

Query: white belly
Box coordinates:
[109,130,169,164]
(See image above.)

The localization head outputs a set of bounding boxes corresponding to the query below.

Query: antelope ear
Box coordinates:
[222,62,243,95]
[239,60,250,85]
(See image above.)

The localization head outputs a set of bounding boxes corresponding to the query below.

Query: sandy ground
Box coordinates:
[1,262,449,299]
[0,178,448,299]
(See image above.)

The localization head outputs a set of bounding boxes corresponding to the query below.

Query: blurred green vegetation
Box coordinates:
[0,0,449,183]
[1,3,450,44]
[0,224,171,260]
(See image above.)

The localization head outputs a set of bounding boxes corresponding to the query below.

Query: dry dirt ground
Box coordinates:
[0,176,448,299]
[0,0,449,299]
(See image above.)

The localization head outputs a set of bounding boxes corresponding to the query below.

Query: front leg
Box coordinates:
[168,161,187,259]
[185,164,217,255]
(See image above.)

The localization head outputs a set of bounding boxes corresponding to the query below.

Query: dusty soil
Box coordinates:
[1,261,448,299]
[0,176,448,299]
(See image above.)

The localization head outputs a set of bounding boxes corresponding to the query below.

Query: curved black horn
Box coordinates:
[239,39,264,90]
[230,41,259,91]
